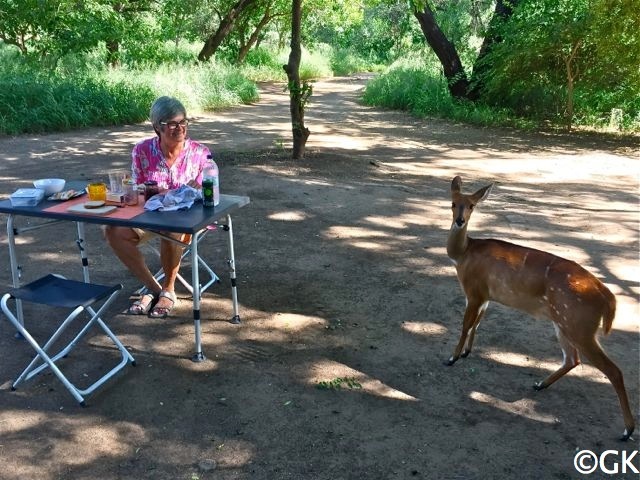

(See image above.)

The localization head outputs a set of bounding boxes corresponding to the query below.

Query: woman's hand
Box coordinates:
[186,179,201,189]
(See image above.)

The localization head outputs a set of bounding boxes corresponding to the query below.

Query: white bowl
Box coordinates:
[33,178,66,195]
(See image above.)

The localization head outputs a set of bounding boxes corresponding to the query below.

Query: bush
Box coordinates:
[0,51,259,135]
[363,57,537,130]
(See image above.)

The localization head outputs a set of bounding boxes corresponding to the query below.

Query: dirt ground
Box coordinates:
[0,77,638,480]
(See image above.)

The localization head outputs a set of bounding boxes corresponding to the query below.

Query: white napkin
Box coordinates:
[144,185,201,212]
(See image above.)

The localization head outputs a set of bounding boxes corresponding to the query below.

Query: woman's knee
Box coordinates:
[104,226,138,247]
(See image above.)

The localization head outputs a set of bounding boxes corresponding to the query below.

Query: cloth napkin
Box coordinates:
[144,185,201,212]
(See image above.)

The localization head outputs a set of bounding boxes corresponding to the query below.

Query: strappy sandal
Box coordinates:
[128,292,157,315]
[149,290,176,318]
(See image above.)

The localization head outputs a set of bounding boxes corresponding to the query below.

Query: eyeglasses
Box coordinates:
[160,119,189,130]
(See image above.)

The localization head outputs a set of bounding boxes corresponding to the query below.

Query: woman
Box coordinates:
[105,96,212,318]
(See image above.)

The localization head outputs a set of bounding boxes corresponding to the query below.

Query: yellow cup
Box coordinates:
[87,182,107,201]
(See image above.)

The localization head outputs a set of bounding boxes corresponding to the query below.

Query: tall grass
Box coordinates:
[362,56,537,130]
[0,46,259,136]
[0,39,366,135]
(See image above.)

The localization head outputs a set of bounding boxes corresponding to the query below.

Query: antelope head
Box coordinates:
[450,176,493,230]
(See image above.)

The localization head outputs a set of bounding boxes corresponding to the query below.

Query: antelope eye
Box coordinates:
[469,204,475,210]
[451,202,456,208]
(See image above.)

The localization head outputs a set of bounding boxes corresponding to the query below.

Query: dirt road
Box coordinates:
[0,77,638,479]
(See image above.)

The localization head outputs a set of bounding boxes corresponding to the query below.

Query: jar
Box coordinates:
[143,181,159,201]
[123,178,138,206]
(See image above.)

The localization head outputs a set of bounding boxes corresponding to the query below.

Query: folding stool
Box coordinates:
[1,274,135,406]
[136,225,220,297]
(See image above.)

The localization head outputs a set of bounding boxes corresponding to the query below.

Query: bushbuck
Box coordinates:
[446,176,634,441]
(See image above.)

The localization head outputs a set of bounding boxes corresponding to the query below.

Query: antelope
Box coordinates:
[446,176,635,441]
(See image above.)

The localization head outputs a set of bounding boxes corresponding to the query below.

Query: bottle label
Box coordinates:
[202,178,214,207]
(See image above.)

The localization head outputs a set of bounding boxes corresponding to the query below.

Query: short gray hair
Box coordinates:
[150,96,187,134]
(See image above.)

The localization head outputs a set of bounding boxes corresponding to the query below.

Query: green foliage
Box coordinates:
[0,71,154,135]
[477,0,640,130]
[293,44,334,80]
[330,47,386,76]
[316,377,363,390]
[0,46,259,135]
[306,0,422,65]
[363,57,537,130]
[1,0,636,133]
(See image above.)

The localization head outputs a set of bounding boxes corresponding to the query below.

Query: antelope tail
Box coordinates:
[601,290,617,335]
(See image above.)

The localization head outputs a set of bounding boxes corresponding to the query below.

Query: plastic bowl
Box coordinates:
[33,178,66,195]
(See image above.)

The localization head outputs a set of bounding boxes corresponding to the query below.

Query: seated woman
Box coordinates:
[104,96,212,318]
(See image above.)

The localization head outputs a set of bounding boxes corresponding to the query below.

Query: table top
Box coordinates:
[0,181,250,234]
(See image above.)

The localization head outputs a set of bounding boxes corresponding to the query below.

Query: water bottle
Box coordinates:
[202,155,219,207]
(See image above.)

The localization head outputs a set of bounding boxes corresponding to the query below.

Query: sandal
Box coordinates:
[149,290,177,318]
[128,292,157,315]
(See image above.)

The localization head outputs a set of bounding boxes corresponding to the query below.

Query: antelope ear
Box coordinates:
[473,183,493,203]
[451,176,462,193]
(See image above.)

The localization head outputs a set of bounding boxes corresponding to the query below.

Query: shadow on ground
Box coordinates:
[0,77,638,480]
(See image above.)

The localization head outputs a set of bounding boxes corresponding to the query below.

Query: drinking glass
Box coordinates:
[88,182,107,201]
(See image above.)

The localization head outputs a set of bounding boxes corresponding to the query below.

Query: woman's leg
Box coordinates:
[104,226,162,294]
[153,235,185,311]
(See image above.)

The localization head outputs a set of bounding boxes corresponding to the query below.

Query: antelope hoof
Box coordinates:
[619,427,634,442]
[533,381,547,391]
[444,356,458,366]
[461,349,471,358]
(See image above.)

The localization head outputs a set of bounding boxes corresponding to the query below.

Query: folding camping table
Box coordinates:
[0,180,250,361]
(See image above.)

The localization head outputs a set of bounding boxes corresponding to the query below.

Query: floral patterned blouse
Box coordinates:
[131,137,212,190]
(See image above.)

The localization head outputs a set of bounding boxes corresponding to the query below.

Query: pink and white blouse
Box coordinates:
[131,137,212,190]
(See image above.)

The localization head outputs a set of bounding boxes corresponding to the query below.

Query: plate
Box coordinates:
[47,189,85,201]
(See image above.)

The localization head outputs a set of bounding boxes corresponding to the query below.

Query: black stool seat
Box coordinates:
[1,274,134,405]
[8,274,120,309]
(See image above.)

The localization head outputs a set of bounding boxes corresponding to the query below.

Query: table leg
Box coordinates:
[225,214,241,324]
[75,222,90,283]
[6,215,24,330]
[191,229,205,362]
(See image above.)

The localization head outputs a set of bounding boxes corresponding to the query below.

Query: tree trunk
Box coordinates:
[413,5,470,99]
[198,0,258,61]
[236,5,272,64]
[564,39,582,132]
[106,40,120,68]
[283,0,310,159]
[468,0,520,100]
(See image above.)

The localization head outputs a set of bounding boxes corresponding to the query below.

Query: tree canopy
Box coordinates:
[0,0,637,140]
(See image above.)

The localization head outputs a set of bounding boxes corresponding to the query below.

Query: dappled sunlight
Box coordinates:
[307,359,419,402]
[469,391,558,423]
[300,178,333,187]
[306,130,371,151]
[478,350,610,384]
[424,246,449,260]
[364,208,444,230]
[218,310,328,343]
[263,312,328,333]
[401,321,448,336]
[323,225,398,252]
[607,294,640,333]
[0,410,51,431]
[0,411,147,473]
[434,153,636,182]
[204,440,255,469]
[606,258,640,290]
[378,161,450,176]
[247,164,314,177]
[324,225,392,239]
[268,210,308,222]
